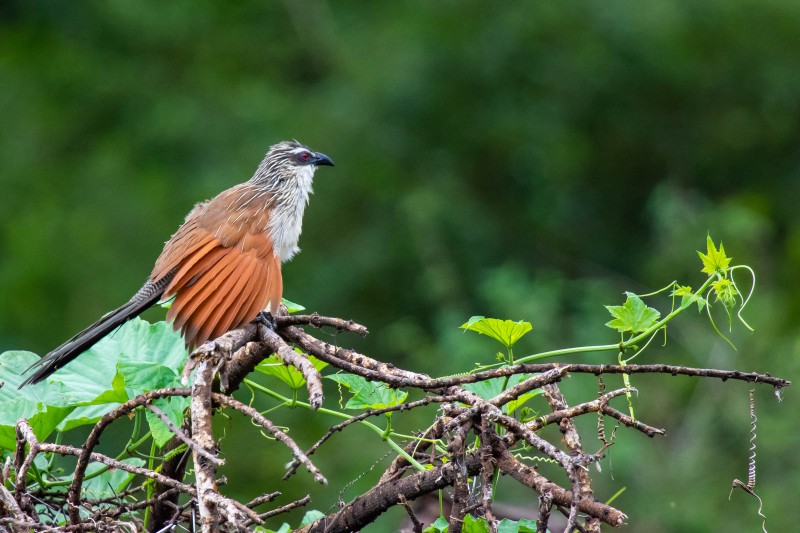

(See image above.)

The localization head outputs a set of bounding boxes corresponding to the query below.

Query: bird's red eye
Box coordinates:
[301,151,310,161]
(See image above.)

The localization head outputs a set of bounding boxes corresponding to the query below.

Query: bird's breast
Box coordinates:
[269,197,308,262]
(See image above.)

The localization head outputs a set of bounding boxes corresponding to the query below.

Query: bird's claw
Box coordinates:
[254,311,277,331]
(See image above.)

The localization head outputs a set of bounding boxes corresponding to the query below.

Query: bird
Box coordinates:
[20,140,333,387]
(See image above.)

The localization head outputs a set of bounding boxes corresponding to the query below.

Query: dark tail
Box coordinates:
[20,277,171,387]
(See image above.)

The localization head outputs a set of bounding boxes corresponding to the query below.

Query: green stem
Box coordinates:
[244,379,429,470]
[515,276,716,365]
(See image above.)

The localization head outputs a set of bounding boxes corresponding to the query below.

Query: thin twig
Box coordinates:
[399,494,423,533]
[246,491,281,509]
[257,495,311,521]
[259,324,325,409]
[211,393,327,485]
[146,404,222,466]
[275,313,369,336]
[284,395,453,481]
[66,388,192,524]
[16,418,196,495]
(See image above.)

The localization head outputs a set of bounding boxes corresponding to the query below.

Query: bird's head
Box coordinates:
[252,140,334,191]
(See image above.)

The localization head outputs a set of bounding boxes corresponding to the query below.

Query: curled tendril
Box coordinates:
[729,389,767,533]
[729,265,756,332]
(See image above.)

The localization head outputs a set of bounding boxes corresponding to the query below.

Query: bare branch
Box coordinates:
[16,418,196,495]
[146,403,222,466]
[256,494,311,521]
[191,358,229,531]
[275,313,369,336]
[258,324,325,409]
[600,406,666,437]
[285,395,452,481]
[211,393,326,485]
[11,312,788,532]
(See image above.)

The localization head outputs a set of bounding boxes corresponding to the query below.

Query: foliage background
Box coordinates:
[1,1,798,531]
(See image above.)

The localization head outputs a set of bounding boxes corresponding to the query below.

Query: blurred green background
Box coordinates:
[1,1,798,531]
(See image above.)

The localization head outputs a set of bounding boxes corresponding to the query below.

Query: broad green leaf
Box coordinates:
[463,374,541,414]
[460,317,532,348]
[497,519,519,533]
[256,353,328,390]
[0,398,73,451]
[281,297,306,313]
[115,319,188,396]
[463,514,490,533]
[327,374,407,410]
[0,350,99,406]
[118,360,180,394]
[605,292,661,334]
[115,320,187,377]
[58,404,121,432]
[145,396,191,447]
[0,319,187,442]
[506,390,541,415]
[82,457,146,498]
[463,377,505,401]
[57,371,129,431]
[698,235,731,275]
[89,371,129,404]
[498,518,537,533]
[5,319,186,411]
[300,510,325,526]
[253,525,291,533]
[423,516,449,533]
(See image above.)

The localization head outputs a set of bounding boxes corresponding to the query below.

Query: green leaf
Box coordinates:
[671,285,707,312]
[56,371,129,432]
[6,319,186,409]
[460,317,532,348]
[698,235,732,275]
[0,350,107,407]
[114,320,188,395]
[257,353,328,390]
[0,399,73,451]
[145,396,191,447]
[423,516,449,533]
[462,377,505,401]
[463,374,541,413]
[299,510,325,526]
[281,297,306,313]
[82,457,146,498]
[253,526,291,533]
[58,404,120,432]
[463,514,490,533]
[118,360,180,393]
[327,374,407,410]
[0,319,187,441]
[605,292,661,334]
[506,390,541,414]
[497,518,538,533]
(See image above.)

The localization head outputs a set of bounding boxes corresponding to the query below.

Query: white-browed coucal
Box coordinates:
[20,140,333,387]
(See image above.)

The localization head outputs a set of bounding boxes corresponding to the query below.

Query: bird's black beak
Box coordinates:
[313,152,334,167]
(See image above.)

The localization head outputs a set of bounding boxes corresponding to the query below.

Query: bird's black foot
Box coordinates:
[254,311,277,331]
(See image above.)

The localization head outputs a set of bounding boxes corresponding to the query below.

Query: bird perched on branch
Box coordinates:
[20,140,333,387]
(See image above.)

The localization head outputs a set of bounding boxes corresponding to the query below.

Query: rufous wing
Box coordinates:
[151,186,282,348]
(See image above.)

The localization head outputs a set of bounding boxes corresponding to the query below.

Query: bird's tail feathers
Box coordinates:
[19,278,169,387]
